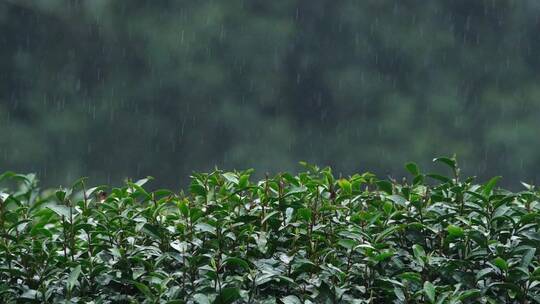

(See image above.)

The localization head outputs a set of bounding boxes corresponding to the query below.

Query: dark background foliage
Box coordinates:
[1,0,540,188]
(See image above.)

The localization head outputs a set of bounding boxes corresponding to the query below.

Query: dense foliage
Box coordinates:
[2,1,540,187]
[2,158,540,303]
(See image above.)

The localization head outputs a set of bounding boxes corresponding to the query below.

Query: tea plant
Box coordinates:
[1,157,540,303]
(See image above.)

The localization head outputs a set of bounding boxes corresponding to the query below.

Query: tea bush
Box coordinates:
[2,157,540,303]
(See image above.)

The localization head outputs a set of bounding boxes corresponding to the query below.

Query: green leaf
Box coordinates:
[170,241,187,253]
[178,200,189,217]
[482,176,501,197]
[413,175,424,185]
[284,185,308,197]
[383,201,393,215]
[457,289,481,301]
[376,180,393,195]
[405,162,420,176]
[521,181,534,190]
[281,295,302,304]
[55,190,67,202]
[261,211,280,224]
[413,244,426,260]
[522,231,540,242]
[447,225,464,238]
[394,287,406,301]
[297,208,312,222]
[190,183,207,196]
[375,226,400,243]
[222,172,239,184]
[20,289,40,300]
[141,223,161,239]
[213,287,241,304]
[426,174,452,183]
[338,239,356,250]
[413,244,426,267]
[375,250,395,262]
[223,257,250,271]
[193,293,210,304]
[238,174,249,188]
[195,223,217,235]
[47,205,73,220]
[338,179,352,195]
[132,281,153,299]
[399,272,422,283]
[492,257,508,271]
[193,294,211,304]
[476,267,494,280]
[67,265,81,291]
[433,157,456,169]
[255,232,268,254]
[134,176,153,187]
[388,195,407,207]
[521,248,536,268]
[423,281,436,303]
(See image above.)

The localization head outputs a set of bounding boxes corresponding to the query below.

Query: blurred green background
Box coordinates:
[1,0,540,188]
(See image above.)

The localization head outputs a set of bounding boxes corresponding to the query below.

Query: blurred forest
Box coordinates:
[1,0,540,188]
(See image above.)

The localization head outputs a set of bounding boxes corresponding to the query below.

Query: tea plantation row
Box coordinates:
[1,158,540,303]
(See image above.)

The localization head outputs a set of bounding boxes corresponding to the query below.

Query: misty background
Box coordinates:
[1,0,540,189]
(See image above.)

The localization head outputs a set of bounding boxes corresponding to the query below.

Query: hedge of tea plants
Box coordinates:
[2,158,540,303]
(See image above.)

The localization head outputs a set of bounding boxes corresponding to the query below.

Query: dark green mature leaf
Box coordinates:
[457,289,481,301]
[483,176,502,197]
[338,239,356,250]
[388,194,407,207]
[426,174,452,183]
[521,248,536,268]
[375,250,395,262]
[405,162,420,176]
[141,223,162,239]
[433,157,456,170]
[413,244,426,267]
[376,180,393,194]
[297,208,312,222]
[195,223,217,234]
[67,265,81,291]
[47,204,72,219]
[222,172,239,184]
[190,183,207,196]
[492,257,508,272]
[394,287,406,301]
[375,225,400,242]
[132,281,154,299]
[423,281,436,303]
[285,185,308,197]
[476,267,493,280]
[193,294,211,304]
[223,257,250,271]
[281,295,302,304]
[213,288,241,304]
[55,190,67,202]
[399,272,422,284]
[178,200,189,217]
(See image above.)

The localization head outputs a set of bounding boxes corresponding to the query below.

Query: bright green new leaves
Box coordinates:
[447,225,465,238]
[338,178,352,195]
